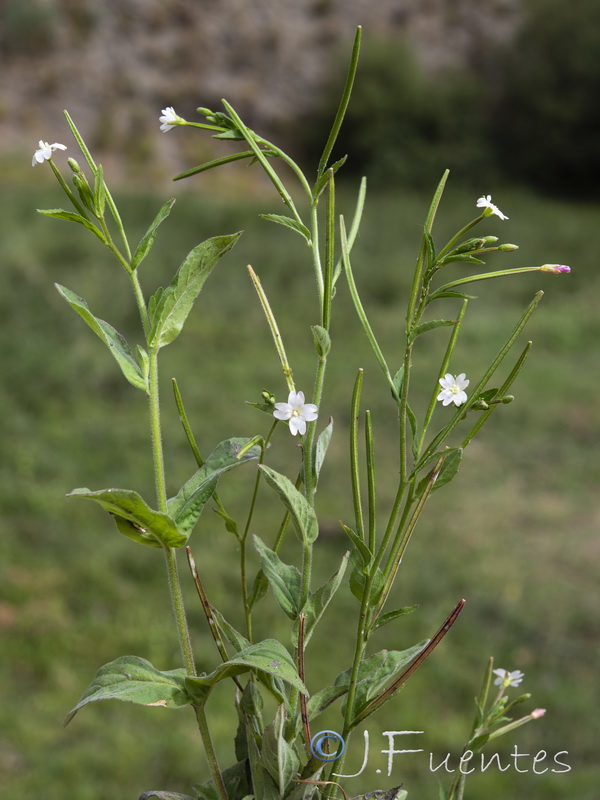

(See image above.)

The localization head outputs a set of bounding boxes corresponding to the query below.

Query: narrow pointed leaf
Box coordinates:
[306,685,349,720]
[409,319,456,343]
[210,606,251,653]
[174,151,255,181]
[149,232,242,348]
[258,465,319,544]
[67,487,185,548]
[38,209,105,242]
[292,551,349,646]
[253,536,303,620]
[65,656,190,725]
[373,605,419,631]
[262,705,300,796]
[341,522,372,568]
[167,438,260,536]
[131,198,176,269]
[55,284,147,391]
[259,214,311,243]
[185,639,307,704]
[348,549,384,604]
[313,417,334,482]
[416,448,463,495]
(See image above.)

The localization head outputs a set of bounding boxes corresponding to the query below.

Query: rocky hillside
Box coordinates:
[1,0,519,176]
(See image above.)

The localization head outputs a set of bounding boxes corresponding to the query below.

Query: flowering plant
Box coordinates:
[34,28,569,800]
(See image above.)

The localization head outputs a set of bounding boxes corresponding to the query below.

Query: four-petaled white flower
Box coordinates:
[477,194,508,221]
[437,373,469,407]
[493,668,525,688]
[159,107,182,132]
[273,390,318,436]
[32,140,67,166]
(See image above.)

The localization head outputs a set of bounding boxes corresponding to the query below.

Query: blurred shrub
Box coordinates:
[490,0,600,195]
[0,0,57,56]
[300,38,493,188]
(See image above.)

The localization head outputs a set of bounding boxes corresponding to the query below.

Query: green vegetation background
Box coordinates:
[1,161,598,799]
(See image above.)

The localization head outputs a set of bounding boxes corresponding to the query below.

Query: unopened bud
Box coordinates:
[531,708,546,719]
[481,235,499,245]
[261,389,275,406]
[67,157,82,173]
[471,400,489,410]
[501,395,514,404]
[498,243,519,252]
[540,264,571,274]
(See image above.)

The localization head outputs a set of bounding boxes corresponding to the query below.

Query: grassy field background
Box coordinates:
[1,167,598,799]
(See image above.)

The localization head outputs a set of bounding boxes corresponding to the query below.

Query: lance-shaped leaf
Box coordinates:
[185,639,307,706]
[416,448,463,495]
[167,438,261,536]
[253,536,303,620]
[65,655,190,725]
[55,284,147,391]
[67,487,186,548]
[259,214,311,244]
[148,232,242,348]
[408,318,456,343]
[293,551,350,646]
[38,208,106,243]
[258,465,319,544]
[262,704,300,797]
[334,643,428,717]
[313,417,334,483]
[140,793,196,800]
[131,198,176,269]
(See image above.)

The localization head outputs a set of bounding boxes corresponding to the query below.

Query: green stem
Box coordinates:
[49,159,90,220]
[195,705,229,800]
[437,214,484,260]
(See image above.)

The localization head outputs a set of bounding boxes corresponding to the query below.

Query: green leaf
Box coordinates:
[373,606,419,631]
[246,719,280,800]
[93,164,106,217]
[417,448,463,495]
[258,465,319,544]
[427,289,477,303]
[173,151,255,181]
[313,155,348,200]
[261,705,299,797]
[440,253,485,265]
[409,318,456,343]
[167,438,261,536]
[335,644,427,718]
[392,366,404,397]
[140,793,196,800]
[253,536,303,620]
[313,417,334,483]
[306,685,349,720]
[185,640,307,706]
[293,552,349,646]
[348,548,383,604]
[132,198,176,269]
[341,522,372,568]
[55,284,147,391]
[259,214,311,243]
[68,487,185,548]
[149,232,242,348]
[352,789,407,800]
[38,208,105,243]
[65,655,190,725]
[213,507,240,538]
[311,325,331,357]
[210,606,251,653]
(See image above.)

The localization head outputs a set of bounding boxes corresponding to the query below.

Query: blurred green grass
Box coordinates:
[0,174,598,799]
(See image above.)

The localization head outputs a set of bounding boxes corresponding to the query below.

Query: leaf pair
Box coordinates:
[68,438,261,548]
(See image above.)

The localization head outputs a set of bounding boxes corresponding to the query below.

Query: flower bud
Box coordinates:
[498,243,519,252]
[481,236,499,245]
[261,389,275,406]
[67,157,82,173]
[501,395,514,404]
[540,264,571,274]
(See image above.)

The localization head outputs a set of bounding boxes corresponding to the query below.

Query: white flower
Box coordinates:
[476,194,508,221]
[493,668,525,688]
[32,140,67,166]
[437,373,469,407]
[159,106,182,132]
[273,390,318,436]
